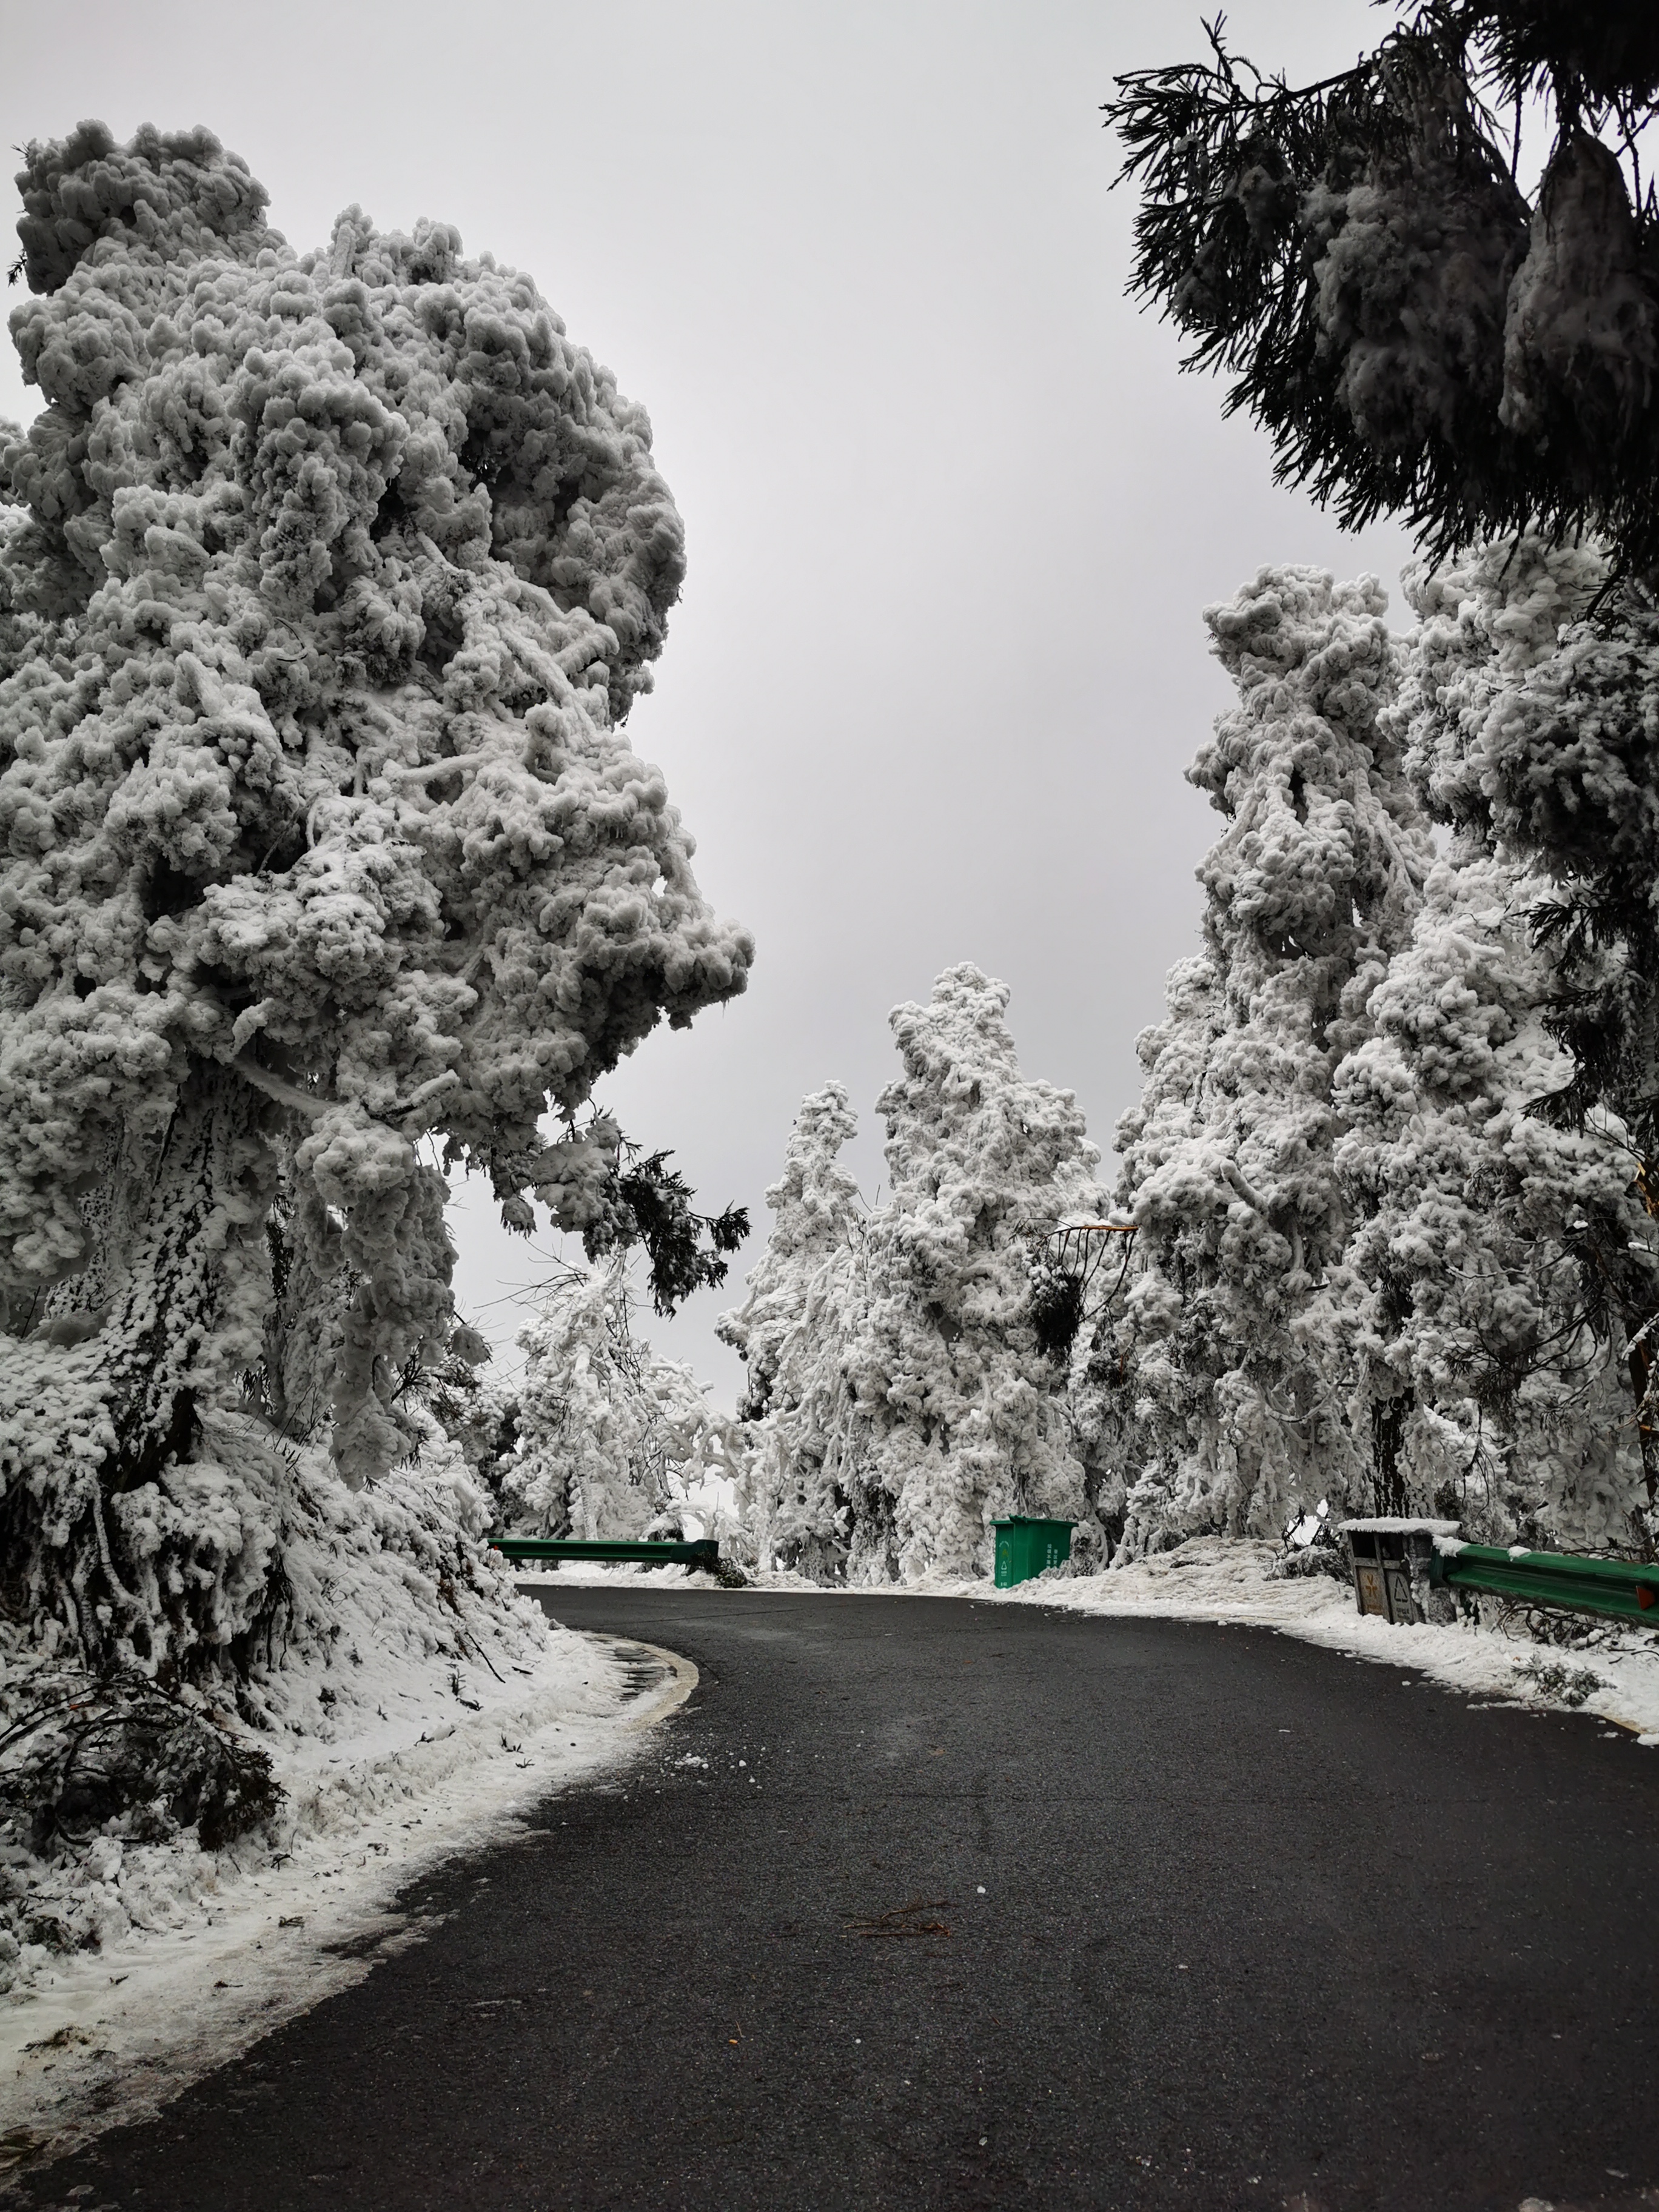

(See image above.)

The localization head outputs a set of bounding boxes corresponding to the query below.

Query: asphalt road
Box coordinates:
[11,1589,1659,2212]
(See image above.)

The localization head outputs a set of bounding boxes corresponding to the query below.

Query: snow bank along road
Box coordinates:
[7,1591,1657,2212]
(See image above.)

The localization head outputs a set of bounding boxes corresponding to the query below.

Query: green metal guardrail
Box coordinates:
[488,1536,721,1570]
[1430,1540,1659,1624]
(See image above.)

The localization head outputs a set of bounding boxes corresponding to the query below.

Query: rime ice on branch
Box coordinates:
[0,124,751,1667]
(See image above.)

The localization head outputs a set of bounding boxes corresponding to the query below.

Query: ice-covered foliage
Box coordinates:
[1105,13,1659,573]
[1301,84,1526,465]
[0,1409,560,1986]
[1099,552,1659,1559]
[717,1084,868,1577]
[1100,568,1433,1553]
[510,1258,740,1540]
[726,969,1107,1582]
[1331,845,1655,1548]
[1500,130,1658,462]
[1395,535,1659,1160]
[0,124,749,1674]
[717,1084,862,1427]
[401,1341,521,1515]
[1361,536,1659,1543]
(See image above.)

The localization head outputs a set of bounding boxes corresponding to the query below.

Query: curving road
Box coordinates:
[9,1589,1659,2212]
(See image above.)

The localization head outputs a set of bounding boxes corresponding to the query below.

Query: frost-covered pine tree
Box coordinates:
[0,124,750,1675]
[1330,847,1655,1547]
[511,1257,738,1540]
[729,968,1105,1581]
[1331,537,1659,1549]
[717,1083,868,1577]
[1104,13,1659,575]
[1103,568,1433,1553]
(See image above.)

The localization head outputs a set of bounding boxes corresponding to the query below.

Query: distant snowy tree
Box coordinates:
[0,124,751,1676]
[719,1085,862,1423]
[717,1083,868,1577]
[729,968,1105,1582]
[1103,568,1433,1552]
[511,1257,739,1540]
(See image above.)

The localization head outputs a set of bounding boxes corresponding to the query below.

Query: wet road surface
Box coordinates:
[9,1587,1659,2211]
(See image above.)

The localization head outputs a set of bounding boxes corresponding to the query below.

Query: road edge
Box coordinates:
[0,1632,697,2187]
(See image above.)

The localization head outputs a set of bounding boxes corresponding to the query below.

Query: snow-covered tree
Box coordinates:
[1102,567,1433,1551]
[719,1084,862,1421]
[729,968,1106,1581]
[1106,546,1659,1559]
[1103,4,1659,1558]
[1335,536,1659,1547]
[1330,845,1657,1549]
[510,1257,740,1540]
[0,124,750,1676]
[717,1083,868,1576]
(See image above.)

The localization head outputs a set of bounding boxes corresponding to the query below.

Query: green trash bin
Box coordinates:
[993,1515,1076,1589]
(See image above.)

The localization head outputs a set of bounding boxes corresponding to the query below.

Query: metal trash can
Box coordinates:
[993,1516,1076,1589]
[1339,1519,1460,1624]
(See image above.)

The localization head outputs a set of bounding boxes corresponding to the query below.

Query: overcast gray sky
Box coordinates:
[2,0,1419,1407]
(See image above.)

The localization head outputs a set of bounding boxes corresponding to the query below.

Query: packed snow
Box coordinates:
[0,1577,691,2171]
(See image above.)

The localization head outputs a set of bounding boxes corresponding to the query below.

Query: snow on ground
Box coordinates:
[529,1541,1659,1745]
[0,1617,694,2174]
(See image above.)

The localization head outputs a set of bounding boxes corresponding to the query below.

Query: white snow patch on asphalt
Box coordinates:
[0,1627,694,2173]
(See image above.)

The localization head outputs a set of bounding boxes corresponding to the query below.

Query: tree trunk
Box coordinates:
[1,1059,280,1671]
[99,1064,274,1489]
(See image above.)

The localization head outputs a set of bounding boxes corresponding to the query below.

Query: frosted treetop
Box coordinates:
[0,121,753,1306]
